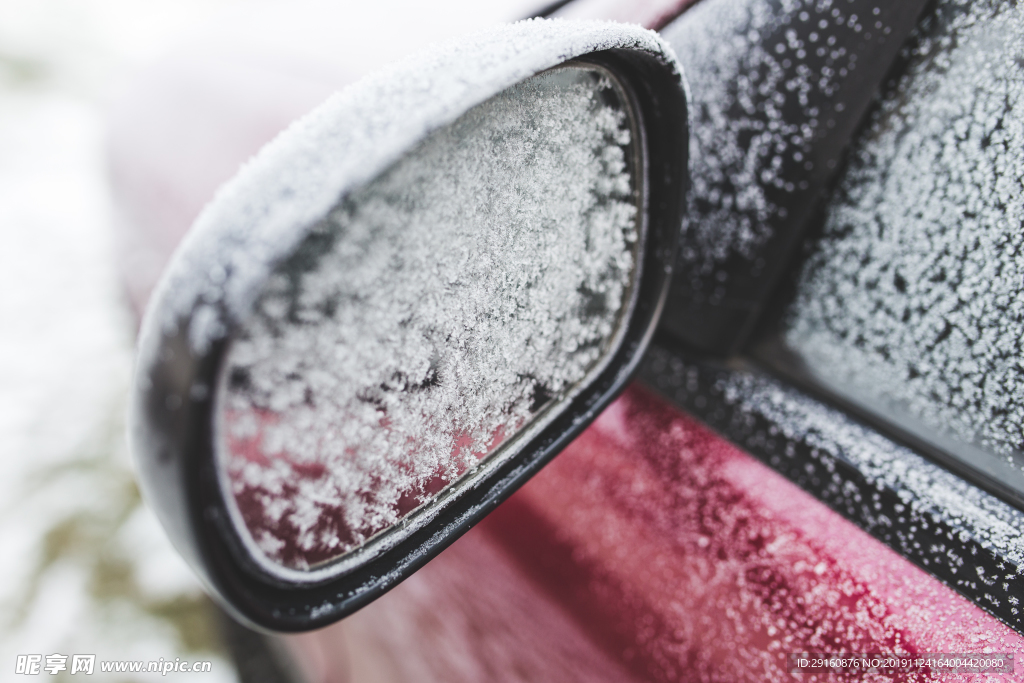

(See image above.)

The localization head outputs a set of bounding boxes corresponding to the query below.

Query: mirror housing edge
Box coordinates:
[129,18,689,632]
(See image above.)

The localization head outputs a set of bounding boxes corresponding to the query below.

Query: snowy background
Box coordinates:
[0,0,541,679]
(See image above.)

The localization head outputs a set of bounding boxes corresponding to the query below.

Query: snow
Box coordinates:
[130,17,680,577]
[0,0,559,672]
[659,0,865,282]
[784,0,1024,467]
[218,66,641,572]
[135,19,677,355]
[642,345,1024,635]
[0,0,243,677]
[714,366,1024,572]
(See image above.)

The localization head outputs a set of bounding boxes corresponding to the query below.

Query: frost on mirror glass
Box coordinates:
[785,1,1024,467]
[215,66,640,571]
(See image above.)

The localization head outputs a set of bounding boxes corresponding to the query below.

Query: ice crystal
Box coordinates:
[217,67,639,571]
[135,19,676,347]
[785,0,1024,463]
[661,0,865,279]
[714,366,1024,571]
[129,19,682,578]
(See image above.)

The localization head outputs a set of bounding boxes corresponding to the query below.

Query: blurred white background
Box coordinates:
[0,0,543,679]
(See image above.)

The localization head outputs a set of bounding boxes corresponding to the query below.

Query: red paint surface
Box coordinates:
[299,386,1024,682]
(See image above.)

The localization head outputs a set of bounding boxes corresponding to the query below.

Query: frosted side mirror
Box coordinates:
[131,19,687,632]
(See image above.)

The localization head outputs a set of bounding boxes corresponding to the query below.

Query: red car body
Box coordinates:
[109,0,1024,680]
[295,387,1021,682]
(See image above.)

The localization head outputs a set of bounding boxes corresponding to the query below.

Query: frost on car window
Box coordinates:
[660,0,876,303]
[215,66,640,571]
[785,1,1024,470]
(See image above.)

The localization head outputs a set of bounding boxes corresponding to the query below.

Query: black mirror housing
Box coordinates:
[130,19,688,632]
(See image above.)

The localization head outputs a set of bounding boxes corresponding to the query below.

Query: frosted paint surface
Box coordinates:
[785,0,1024,463]
[714,368,1024,573]
[327,385,1024,681]
[217,67,639,571]
[661,0,867,287]
[640,347,1024,627]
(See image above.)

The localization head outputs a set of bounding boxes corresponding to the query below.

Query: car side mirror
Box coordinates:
[130,19,687,632]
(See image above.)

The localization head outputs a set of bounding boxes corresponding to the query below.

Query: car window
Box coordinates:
[658,0,926,352]
[776,0,1024,500]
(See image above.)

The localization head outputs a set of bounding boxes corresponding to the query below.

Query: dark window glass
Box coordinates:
[778,0,1024,499]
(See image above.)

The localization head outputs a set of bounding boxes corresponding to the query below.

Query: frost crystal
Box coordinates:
[217,67,639,571]
[785,0,1024,465]
[661,0,864,282]
[714,367,1024,572]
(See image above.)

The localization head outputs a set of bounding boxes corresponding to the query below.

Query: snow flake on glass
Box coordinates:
[215,67,641,571]
[786,0,1024,466]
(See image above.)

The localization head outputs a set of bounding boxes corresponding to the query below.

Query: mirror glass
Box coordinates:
[214,64,643,574]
